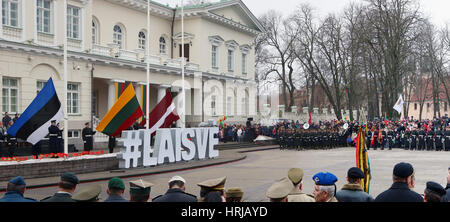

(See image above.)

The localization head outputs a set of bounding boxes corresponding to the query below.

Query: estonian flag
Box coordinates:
[7,78,64,145]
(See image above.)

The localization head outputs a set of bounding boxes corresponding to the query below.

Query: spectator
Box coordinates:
[225,187,244,202]
[375,162,424,202]
[266,177,293,202]
[104,177,128,202]
[237,127,243,143]
[287,168,314,202]
[0,122,5,157]
[441,171,450,202]
[153,176,197,202]
[2,112,10,128]
[0,176,36,202]
[424,181,446,202]
[312,172,339,202]
[72,185,101,202]
[41,172,79,202]
[197,176,226,202]
[12,113,19,123]
[336,167,374,202]
[129,179,153,202]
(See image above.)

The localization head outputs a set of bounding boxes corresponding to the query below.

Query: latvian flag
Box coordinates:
[7,78,63,145]
[146,91,180,135]
[96,84,143,137]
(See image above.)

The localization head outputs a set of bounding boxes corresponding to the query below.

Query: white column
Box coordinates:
[108,81,116,110]
[157,85,170,103]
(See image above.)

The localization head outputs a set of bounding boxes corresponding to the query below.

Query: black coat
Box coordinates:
[374,182,424,202]
[48,125,60,153]
[442,185,450,202]
[82,127,96,151]
[41,193,75,202]
[152,188,197,202]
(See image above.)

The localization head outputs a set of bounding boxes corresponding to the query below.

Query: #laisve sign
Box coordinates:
[117,128,219,169]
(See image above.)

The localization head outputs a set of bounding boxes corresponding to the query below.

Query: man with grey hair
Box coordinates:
[312,172,339,202]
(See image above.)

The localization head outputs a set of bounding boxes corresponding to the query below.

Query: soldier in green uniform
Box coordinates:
[41,172,79,202]
[72,185,102,202]
[287,168,315,202]
[129,179,153,202]
[197,176,226,202]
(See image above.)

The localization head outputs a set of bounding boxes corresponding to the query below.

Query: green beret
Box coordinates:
[266,177,294,199]
[226,187,243,198]
[288,168,304,184]
[72,185,101,202]
[61,172,79,184]
[108,177,125,190]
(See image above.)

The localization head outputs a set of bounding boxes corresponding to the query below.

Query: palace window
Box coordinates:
[2,0,19,27]
[159,36,167,54]
[2,77,18,114]
[36,0,52,33]
[92,17,99,44]
[211,45,218,69]
[138,31,146,50]
[113,25,123,49]
[67,5,80,39]
[242,53,248,75]
[227,49,234,72]
[67,83,80,114]
[36,80,46,94]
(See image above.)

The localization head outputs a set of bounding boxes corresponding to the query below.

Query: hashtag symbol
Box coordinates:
[119,131,142,169]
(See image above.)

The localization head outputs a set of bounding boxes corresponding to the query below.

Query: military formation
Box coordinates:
[276,126,347,150]
[366,129,450,151]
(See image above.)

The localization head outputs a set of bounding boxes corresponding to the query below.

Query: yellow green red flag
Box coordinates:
[356,126,371,193]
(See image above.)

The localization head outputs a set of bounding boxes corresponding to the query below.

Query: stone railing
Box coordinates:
[119,49,138,61]
[37,32,54,46]
[91,44,111,57]
[2,25,22,41]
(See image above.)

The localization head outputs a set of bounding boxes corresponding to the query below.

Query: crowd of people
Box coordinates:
[0,162,449,202]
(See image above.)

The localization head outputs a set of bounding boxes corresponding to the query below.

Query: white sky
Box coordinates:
[156,0,450,28]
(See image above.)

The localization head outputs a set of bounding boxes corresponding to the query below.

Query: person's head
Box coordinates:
[392,162,415,188]
[5,112,8,116]
[72,185,102,202]
[346,167,365,184]
[51,120,56,126]
[59,172,79,194]
[225,187,244,202]
[197,176,226,202]
[107,177,125,196]
[8,120,13,126]
[312,172,338,202]
[168,176,186,190]
[287,168,304,190]
[424,181,446,202]
[6,176,26,194]
[129,179,153,202]
[85,122,90,128]
[14,113,18,117]
[266,177,293,202]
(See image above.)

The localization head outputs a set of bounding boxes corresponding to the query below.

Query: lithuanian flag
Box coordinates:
[356,126,371,193]
[96,84,143,137]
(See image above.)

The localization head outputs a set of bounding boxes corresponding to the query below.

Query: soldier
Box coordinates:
[153,176,197,202]
[48,120,59,155]
[435,130,443,151]
[82,122,96,152]
[445,130,450,151]
[312,172,339,202]
[336,167,374,202]
[426,130,434,151]
[6,120,17,157]
[104,177,128,202]
[287,168,315,202]
[418,129,425,150]
[0,176,37,202]
[0,122,5,157]
[72,185,101,202]
[129,179,154,202]
[266,177,294,202]
[197,176,226,202]
[41,172,79,202]
[387,130,394,150]
[56,123,63,154]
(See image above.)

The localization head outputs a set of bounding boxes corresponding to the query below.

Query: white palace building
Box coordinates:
[0,0,263,145]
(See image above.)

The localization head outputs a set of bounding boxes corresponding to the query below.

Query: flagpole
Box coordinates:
[146,0,150,130]
[63,0,68,154]
[181,0,185,128]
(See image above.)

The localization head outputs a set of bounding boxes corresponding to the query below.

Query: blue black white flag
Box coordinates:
[7,78,63,145]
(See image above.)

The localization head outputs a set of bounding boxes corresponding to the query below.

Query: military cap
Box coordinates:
[347,167,365,179]
[313,172,338,185]
[72,184,101,202]
[266,177,294,199]
[9,176,26,186]
[288,168,304,184]
[129,179,154,195]
[61,172,79,184]
[425,181,446,196]
[51,120,57,123]
[226,187,244,198]
[169,175,186,184]
[108,177,125,190]
[197,176,226,191]
[393,162,414,178]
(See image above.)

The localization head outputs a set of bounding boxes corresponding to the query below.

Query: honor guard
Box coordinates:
[48,120,59,155]
[56,123,63,154]
[6,120,17,157]
[82,122,96,152]
[445,130,450,151]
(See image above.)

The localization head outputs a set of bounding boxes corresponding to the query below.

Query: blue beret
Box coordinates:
[313,172,338,185]
[9,176,26,186]
[393,162,414,178]
[426,181,446,196]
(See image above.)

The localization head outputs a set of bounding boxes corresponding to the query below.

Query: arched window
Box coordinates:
[159,36,167,54]
[92,17,99,44]
[113,25,123,49]
[138,31,146,50]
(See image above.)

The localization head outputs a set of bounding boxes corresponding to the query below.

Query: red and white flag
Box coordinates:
[141,91,180,135]
[370,125,375,146]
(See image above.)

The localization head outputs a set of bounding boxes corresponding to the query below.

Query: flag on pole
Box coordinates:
[96,84,143,137]
[142,91,180,135]
[384,112,387,126]
[370,125,375,146]
[393,95,404,114]
[356,127,371,193]
[7,78,63,145]
[308,112,312,125]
